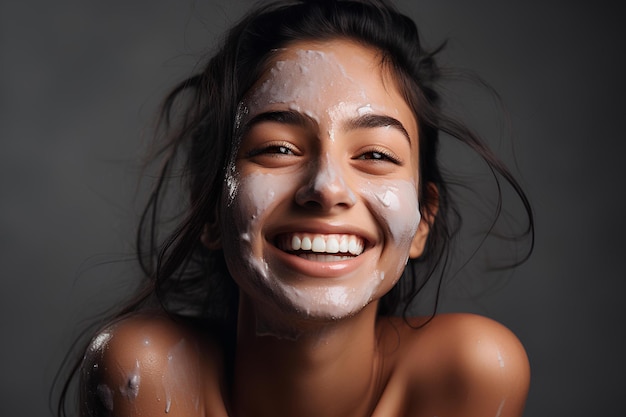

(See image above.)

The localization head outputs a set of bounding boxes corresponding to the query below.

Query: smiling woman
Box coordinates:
[57,1,533,417]
[221,40,424,330]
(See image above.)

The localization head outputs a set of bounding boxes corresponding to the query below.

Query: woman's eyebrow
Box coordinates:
[240,110,410,143]
[241,110,318,133]
[344,114,411,143]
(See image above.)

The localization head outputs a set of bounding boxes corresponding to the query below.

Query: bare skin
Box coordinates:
[82,39,529,417]
[84,311,529,417]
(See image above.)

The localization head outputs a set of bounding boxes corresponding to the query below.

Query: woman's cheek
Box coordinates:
[225,171,293,252]
[361,179,421,276]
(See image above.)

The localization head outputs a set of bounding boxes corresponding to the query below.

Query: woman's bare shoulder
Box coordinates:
[81,312,228,417]
[382,313,530,417]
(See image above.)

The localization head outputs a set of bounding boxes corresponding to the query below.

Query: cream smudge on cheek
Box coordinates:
[226,171,280,243]
[361,179,421,276]
[221,171,285,286]
[364,180,420,242]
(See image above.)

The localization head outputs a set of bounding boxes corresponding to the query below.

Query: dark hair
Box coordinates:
[55,0,533,415]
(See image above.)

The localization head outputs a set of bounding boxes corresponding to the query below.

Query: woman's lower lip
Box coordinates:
[267,244,367,278]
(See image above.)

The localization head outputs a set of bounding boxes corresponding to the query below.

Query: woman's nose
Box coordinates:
[295,155,357,211]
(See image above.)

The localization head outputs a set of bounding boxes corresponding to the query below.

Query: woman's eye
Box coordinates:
[355,150,401,164]
[247,143,297,157]
[267,145,294,155]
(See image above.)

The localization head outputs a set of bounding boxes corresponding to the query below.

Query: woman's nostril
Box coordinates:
[295,181,356,210]
[303,200,322,210]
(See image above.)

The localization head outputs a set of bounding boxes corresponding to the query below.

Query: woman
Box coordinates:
[60,1,534,416]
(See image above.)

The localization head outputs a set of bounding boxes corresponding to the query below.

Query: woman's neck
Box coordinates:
[231,295,384,417]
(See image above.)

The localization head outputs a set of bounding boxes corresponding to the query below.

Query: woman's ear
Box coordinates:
[409,183,439,259]
[200,210,222,250]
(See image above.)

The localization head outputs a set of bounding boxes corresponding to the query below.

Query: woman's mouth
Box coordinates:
[275,233,365,261]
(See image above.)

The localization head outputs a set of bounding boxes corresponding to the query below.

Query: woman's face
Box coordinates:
[219,39,427,331]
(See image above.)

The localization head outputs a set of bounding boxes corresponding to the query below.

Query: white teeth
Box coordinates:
[312,236,325,252]
[348,238,359,254]
[339,235,349,253]
[291,235,301,250]
[326,237,339,253]
[280,233,364,256]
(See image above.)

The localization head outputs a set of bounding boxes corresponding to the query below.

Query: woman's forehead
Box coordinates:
[248,41,375,111]
[242,39,419,144]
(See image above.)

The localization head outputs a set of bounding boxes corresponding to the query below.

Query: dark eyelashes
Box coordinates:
[354,149,402,165]
[243,136,403,166]
[247,148,402,164]
[245,143,297,157]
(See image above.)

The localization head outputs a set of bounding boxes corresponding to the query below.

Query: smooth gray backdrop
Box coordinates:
[1,1,624,416]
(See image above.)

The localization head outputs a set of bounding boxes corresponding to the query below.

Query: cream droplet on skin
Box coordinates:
[160,338,202,414]
[494,398,506,417]
[497,349,505,368]
[119,360,141,400]
[375,188,396,207]
[357,104,372,115]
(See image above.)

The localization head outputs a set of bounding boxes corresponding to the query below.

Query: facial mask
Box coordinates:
[221,41,421,336]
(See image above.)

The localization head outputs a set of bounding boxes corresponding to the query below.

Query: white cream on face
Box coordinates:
[297,151,358,206]
[361,180,421,277]
[243,48,403,143]
[224,171,410,320]
[221,41,421,334]
[247,49,366,126]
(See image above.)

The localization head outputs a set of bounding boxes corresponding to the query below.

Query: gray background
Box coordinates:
[1,1,624,416]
